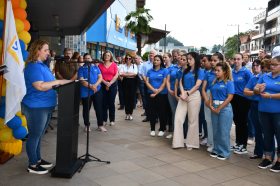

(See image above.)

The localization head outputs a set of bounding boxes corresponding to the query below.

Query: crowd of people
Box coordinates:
[22,39,280,174]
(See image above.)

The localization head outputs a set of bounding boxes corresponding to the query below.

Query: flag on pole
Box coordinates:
[3,0,26,123]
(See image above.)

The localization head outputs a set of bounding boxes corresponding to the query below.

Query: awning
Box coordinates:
[27,0,115,36]
[144,27,170,45]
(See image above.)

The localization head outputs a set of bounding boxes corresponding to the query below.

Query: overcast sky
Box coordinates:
[145,0,268,48]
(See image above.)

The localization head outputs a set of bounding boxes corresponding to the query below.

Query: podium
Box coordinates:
[51,81,83,178]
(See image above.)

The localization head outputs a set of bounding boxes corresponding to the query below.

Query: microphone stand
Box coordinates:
[77,60,110,172]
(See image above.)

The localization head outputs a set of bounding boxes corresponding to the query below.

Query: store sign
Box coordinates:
[253,11,266,24]
[115,14,124,33]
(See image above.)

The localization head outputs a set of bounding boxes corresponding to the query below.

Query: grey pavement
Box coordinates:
[0,104,279,186]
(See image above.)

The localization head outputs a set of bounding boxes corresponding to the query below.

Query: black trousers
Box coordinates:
[81,90,103,127]
[148,94,169,131]
[117,79,125,107]
[102,82,117,122]
[231,94,251,147]
[123,78,137,115]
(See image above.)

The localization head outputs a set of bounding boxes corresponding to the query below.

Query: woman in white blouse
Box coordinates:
[119,53,138,120]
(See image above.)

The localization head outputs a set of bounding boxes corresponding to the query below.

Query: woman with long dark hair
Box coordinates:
[145,55,169,137]
[172,52,205,150]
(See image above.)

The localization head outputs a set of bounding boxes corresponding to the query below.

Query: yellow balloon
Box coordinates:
[15,19,24,33]
[0,6,4,20]
[19,115,27,127]
[0,118,5,130]
[0,139,22,155]
[0,128,13,142]
[18,30,31,44]
[19,0,27,9]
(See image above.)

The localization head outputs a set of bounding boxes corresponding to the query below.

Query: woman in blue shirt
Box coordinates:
[22,40,71,174]
[231,53,252,154]
[78,53,106,132]
[244,59,263,159]
[209,62,234,160]
[254,52,280,172]
[172,52,205,150]
[202,52,224,152]
[145,55,169,137]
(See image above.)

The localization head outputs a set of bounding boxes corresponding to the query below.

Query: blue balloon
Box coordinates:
[19,40,25,51]
[0,96,5,107]
[7,116,22,130]
[13,126,28,139]
[0,105,5,118]
[22,50,28,61]
[0,20,3,39]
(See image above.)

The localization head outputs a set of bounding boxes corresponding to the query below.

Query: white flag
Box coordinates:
[3,0,26,123]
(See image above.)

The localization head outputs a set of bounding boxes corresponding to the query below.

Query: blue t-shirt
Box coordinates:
[204,70,216,91]
[147,68,168,94]
[245,73,262,102]
[232,66,252,97]
[78,64,101,98]
[210,80,235,101]
[176,68,183,80]
[22,61,57,108]
[257,72,280,113]
[167,65,179,91]
[182,68,205,91]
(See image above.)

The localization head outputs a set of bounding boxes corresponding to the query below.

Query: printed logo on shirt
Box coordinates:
[275,82,280,85]
[220,85,226,88]
[238,77,243,80]
[158,74,163,77]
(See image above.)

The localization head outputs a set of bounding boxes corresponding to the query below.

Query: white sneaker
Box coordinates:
[247,138,254,145]
[125,115,129,120]
[207,146,213,152]
[84,126,91,132]
[110,122,115,126]
[187,147,193,151]
[150,131,156,136]
[200,138,208,145]
[129,115,133,120]
[166,134,173,139]
[158,131,165,137]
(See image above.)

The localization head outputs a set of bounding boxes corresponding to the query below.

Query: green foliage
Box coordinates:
[159,36,184,46]
[199,47,208,54]
[224,35,238,59]
[142,52,149,61]
[211,44,223,53]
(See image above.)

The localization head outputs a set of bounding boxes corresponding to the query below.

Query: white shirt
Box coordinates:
[119,64,138,77]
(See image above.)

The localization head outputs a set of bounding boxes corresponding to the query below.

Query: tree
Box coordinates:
[224,32,247,59]
[211,44,223,53]
[159,36,184,46]
[125,8,153,55]
[199,46,208,54]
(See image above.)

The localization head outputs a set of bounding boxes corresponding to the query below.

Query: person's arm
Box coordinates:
[187,79,202,95]
[108,64,119,86]
[70,72,78,80]
[32,79,72,91]
[213,94,234,113]
[179,79,187,100]
[260,92,280,99]
[174,79,180,100]
[156,78,167,95]
[244,87,254,97]
[91,74,103,93]
[166,75,174,95]
[202,80,209,107]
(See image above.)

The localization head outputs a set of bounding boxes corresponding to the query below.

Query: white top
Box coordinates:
[119,64,138,75]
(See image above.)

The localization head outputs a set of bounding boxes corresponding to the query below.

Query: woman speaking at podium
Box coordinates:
[22,39,71,174]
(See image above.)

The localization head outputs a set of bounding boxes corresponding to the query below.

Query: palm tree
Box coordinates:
[125,8,153,55]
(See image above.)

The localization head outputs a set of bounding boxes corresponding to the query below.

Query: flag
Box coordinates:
[3,0,26,123]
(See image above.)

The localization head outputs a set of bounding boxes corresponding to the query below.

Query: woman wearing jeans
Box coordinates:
[172,52,205,150]
[78,53,106,132]
[99,51,119,126]
[209,62,234,160]
[22,40,71,174]
[254,48,280,173]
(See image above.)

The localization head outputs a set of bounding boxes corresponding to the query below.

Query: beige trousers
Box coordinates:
[172,90,201,148]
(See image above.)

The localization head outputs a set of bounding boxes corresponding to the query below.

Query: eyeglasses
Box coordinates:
[270,63,280,67]
[126,57,132,60]
[252,65,260,67]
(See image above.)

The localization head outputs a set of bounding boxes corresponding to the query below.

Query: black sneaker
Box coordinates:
[217,155,227,160]
[210,152,218,158]
[27,165,48,174]
[230,144,240,151]
[270,161,280,173]
[38,159,53,168]
[234,145,248,154]
[258,159,272,169]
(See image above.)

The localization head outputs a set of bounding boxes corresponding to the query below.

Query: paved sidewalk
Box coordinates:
[0,106,279,186]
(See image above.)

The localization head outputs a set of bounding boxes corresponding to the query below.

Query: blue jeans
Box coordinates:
[250,101,263,157]
[259,111,280,158]
[102,82,117,122]
[138,78,147,110]
[22,103,54,165]
[248,109,255,138]
[211,104,233,158]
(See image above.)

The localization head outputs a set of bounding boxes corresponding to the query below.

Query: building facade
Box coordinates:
[86,0,137,59]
